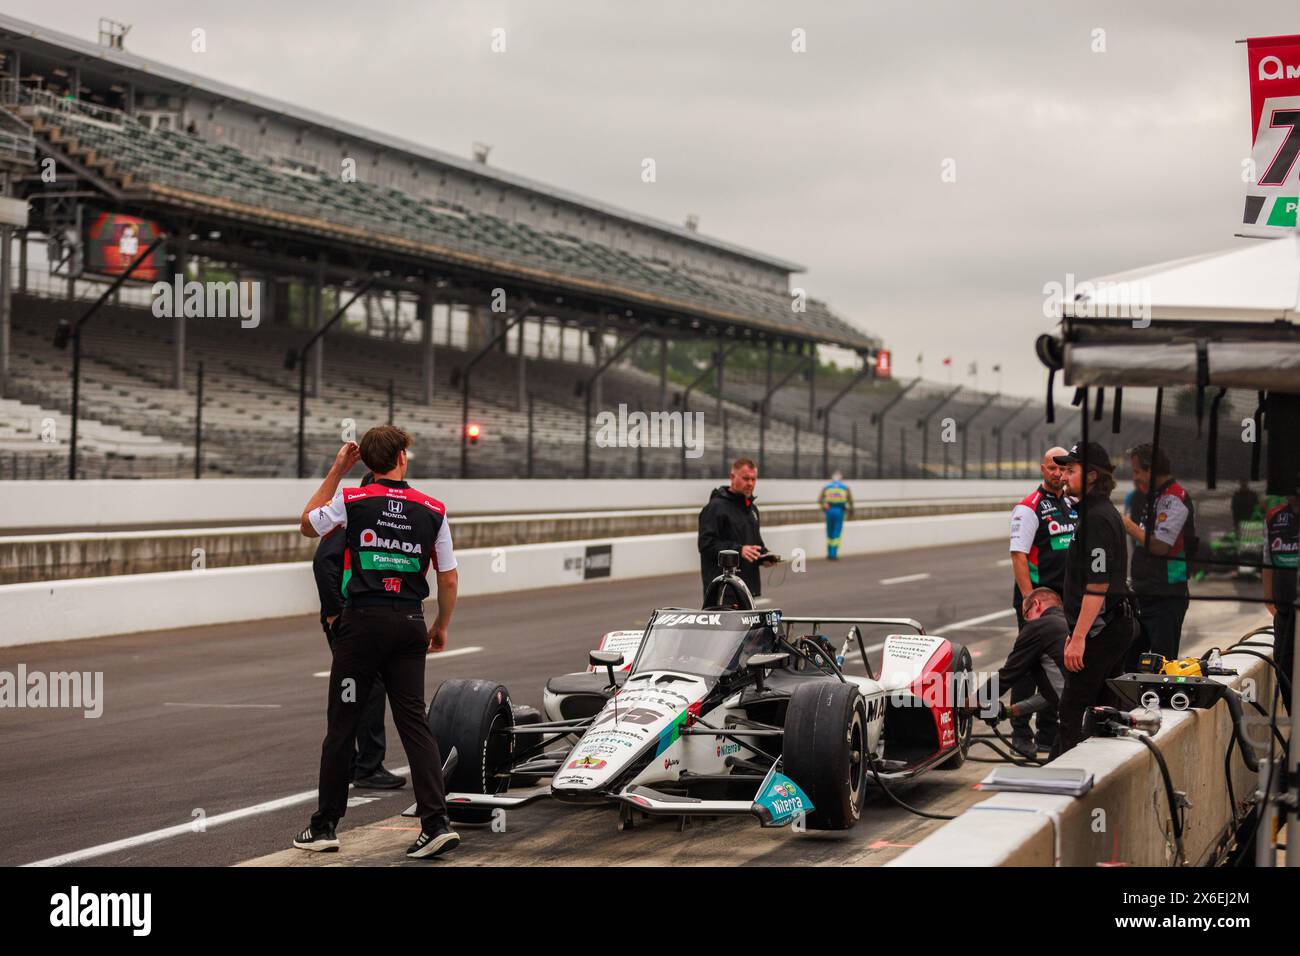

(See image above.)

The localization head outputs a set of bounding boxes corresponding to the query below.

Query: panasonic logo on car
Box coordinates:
[658,613,721,627]
[359,529,422,553]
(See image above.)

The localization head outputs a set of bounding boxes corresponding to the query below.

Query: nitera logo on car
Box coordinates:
[752,771,814,827]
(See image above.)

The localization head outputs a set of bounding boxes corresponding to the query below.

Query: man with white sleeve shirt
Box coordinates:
[1007,446,1076,756]
[292,426,462,861]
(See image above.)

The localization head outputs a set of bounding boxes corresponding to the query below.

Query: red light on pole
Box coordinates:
[466,422,481,445]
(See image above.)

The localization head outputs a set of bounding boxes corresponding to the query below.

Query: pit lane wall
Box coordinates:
[0,478,1028,532]
[0,510,1003,647]
[888,636,1279,867]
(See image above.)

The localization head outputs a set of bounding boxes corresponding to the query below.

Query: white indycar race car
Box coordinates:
[418,551,973,831]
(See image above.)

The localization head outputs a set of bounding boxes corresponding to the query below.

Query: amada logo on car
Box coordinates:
[359,529,422,553]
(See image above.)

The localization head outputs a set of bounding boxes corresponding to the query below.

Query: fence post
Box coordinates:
[526,391,534,479]
[194,361,204,479]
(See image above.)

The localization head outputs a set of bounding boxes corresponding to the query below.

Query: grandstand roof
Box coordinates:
[13,92,877,349]
[0,13,806,274]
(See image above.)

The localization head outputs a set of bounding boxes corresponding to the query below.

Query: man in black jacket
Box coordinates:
[698,458,775,603]
[312,471,405,791]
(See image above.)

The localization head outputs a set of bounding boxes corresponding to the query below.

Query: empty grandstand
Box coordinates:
[0,15,1254,484]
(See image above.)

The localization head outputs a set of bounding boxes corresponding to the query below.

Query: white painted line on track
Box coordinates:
[163,702,282,709]
[995,558,1013,567]
[23,765,412,867]
[933,608,1017,634]
[313,645,484,677]
[879,572,931,586]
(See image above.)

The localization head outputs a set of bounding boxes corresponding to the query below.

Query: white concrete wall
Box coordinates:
[0,478,1027,531]
[889,636,1278,867]
[0,511,1004,646]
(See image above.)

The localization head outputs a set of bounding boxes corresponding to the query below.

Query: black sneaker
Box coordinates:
[293,822,339,852]
[406,819,460,859]
[1009,735,1037,760]
[353,768,407,790]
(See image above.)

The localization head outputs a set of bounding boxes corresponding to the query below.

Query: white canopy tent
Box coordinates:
[1047,232,1300,393]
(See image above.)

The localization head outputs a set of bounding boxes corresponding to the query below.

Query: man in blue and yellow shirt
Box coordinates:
[819,471,854,560]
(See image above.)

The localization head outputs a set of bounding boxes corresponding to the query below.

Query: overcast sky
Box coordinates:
[21,1,1298,395]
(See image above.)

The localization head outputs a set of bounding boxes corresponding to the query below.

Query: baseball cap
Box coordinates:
[1053,441,1114,473]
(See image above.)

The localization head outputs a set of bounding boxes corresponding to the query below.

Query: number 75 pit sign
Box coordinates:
[1244,34,1300,235]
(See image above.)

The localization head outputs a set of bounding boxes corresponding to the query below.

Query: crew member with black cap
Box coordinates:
[1053,441,1137,754]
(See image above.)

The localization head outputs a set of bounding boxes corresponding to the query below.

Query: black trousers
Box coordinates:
[1056,612,1138,754]
[323,619,387,778]
[1125,594,1189,671]
[1011,589,1060,747]
[311,604,447,832]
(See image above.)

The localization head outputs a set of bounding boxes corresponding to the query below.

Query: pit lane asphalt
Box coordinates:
[0,539,1265,867]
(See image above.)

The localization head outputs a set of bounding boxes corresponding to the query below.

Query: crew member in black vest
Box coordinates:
[313,470,405,790]
[293,427,461,860]
[1006,445,1075,756]
[1122,444,1196,670]
[1264,495,1298,711]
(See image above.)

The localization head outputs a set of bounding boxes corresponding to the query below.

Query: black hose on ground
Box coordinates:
[866,756,955,821]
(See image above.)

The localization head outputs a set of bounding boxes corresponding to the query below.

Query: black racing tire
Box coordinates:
[427,678,514,824]
[938,643,975,771]
[782,681,867,830]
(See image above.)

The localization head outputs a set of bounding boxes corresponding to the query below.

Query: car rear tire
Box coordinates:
[427,678,514,824]
[782,681,867,830]
[937,643,974,770]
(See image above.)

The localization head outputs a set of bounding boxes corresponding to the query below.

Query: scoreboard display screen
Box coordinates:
[83,212,165,280]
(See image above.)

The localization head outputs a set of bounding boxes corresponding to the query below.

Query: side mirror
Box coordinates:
[589,650,624,689]
[745,652,788,693]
